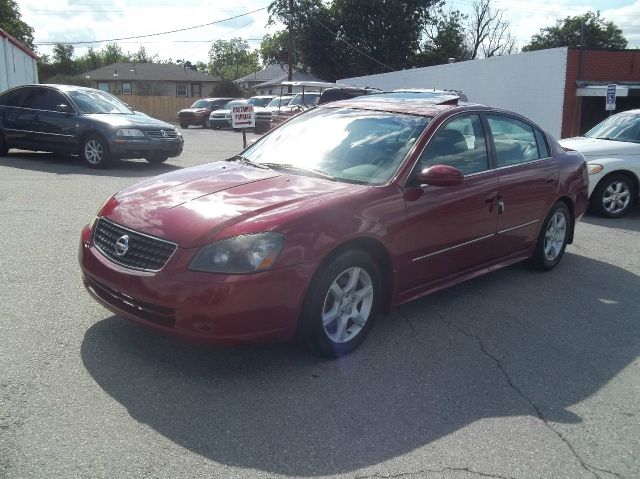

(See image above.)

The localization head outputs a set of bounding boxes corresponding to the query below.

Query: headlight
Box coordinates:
[115,128,145,139]
[189,233,284,274]
[588,163,604,175]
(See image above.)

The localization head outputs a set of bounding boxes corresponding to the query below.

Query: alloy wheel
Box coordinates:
[543,211,567,261]
[602,180,631,215]
[84,139,104,165]
[321,266,373,344]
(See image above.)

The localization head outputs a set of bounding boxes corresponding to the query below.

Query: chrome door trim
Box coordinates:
[497,219,540,235]
[411,233,495,262]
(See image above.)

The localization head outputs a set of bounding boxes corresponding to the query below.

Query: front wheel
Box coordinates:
[300,250,381,357]
[180,123,188,129]
[592,173,637,218]
[81,135,111,168]
[527,202,570,271]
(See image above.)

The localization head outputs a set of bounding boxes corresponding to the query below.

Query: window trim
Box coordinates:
[121,82,132,95]
[176,83,188,97]
[96,82,110,93]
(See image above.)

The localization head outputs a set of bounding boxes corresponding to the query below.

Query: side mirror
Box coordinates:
[416,164,464,187]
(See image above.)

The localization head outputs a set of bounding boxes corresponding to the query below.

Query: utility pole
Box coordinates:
[287,0,294,93]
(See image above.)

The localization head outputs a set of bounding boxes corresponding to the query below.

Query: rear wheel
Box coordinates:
[592,173,637,218]
[300,250,381,358]
[81,135,111,168]
[527,202,570,271]
[180,123,188,129]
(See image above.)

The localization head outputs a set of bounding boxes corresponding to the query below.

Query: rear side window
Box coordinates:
[534,129,550,158]
[1,87,32,107]
[487,115,541,167]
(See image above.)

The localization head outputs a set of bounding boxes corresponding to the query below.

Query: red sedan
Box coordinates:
[79,97,589,357]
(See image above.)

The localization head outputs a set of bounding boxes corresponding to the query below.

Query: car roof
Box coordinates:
[322,97,488,117]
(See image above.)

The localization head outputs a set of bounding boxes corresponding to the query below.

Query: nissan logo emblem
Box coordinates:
[114,234,130,257]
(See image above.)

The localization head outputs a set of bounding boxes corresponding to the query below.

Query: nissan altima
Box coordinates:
[79,97,589,357]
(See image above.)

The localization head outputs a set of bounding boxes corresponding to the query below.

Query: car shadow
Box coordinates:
[0,151,182,178]
[581,208,640,232]
[80,253,639,476]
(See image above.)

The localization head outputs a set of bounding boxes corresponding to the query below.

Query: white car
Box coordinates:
[560,109,640,218]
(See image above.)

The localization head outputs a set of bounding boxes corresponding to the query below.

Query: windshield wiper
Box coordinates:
[260,163,336,181]
[227,154,270,169]
[594,136,623,142]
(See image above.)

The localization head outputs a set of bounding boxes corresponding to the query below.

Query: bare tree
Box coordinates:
[468,0,516,59]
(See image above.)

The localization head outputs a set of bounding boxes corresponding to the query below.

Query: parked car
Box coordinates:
[177,97,233,129]
[208,99,247,129]
[559,109,640,217]
[0,84,183,168]
[79,99,588,357]
[246,95,276,133]
[271,91,322,125]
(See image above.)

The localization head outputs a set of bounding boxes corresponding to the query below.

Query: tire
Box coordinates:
[81,135,111,168]
[180,123,189,129]
[300,250,381,358]
[0,133,8,156]
[145,155,168,164]
[527,202,571,271]
[591,173,637,218]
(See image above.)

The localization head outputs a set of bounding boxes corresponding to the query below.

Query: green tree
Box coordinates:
[100,42,129,65]
[0,0,35,50]
[131,46,158,63]
[260,30,291,66]
[208,38,260,80]
[523,11,627,51]
[420,9,471,65]
[212,79,244,97]
[52,43,76,74]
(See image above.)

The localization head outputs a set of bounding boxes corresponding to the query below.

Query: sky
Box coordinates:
[18,0,640,68]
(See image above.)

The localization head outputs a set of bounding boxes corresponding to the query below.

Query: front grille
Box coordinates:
[146,129,178,139]
[86,276,175,327]
[210,113,226,119]
[179,112,194,120]
[93,218,177,272]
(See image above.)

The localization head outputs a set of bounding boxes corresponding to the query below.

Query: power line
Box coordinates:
[34,6,268,45]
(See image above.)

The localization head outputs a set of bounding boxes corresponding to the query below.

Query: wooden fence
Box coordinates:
[115,95,195,124]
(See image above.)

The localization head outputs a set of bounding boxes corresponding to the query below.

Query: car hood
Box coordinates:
[178,108,208,114]
[101,161,357,248]
[84,113,175,129]
[559,136,640,158]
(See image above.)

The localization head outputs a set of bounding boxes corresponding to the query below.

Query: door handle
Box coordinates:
[545,174,556,184]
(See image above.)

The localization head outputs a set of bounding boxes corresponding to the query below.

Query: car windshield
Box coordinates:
[223,100,246,110]
[191,100,212,108]
[267,97,293,108]
[247,97,273,107]
[585,113,640,143]
[242,107,430,185]
[68,89,133,114]
[289,93,320,106]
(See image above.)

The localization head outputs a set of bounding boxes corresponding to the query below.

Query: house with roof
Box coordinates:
[235,64,327,95]
[83,62,220,98]
[1,28,38,92]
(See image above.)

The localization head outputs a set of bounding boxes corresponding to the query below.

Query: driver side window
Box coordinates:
[418,114,489,176]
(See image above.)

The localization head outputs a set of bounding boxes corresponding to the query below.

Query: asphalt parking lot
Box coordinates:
[1,126,639,479]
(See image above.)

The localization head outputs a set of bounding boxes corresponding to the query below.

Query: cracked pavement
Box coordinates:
[1,128,639,478]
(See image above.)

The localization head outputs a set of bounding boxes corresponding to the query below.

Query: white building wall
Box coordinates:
[340,47,568,138]
[1,36,38,93]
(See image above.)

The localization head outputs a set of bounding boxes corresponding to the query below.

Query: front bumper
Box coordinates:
[110,137,184,160]
[79,225,317,345]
